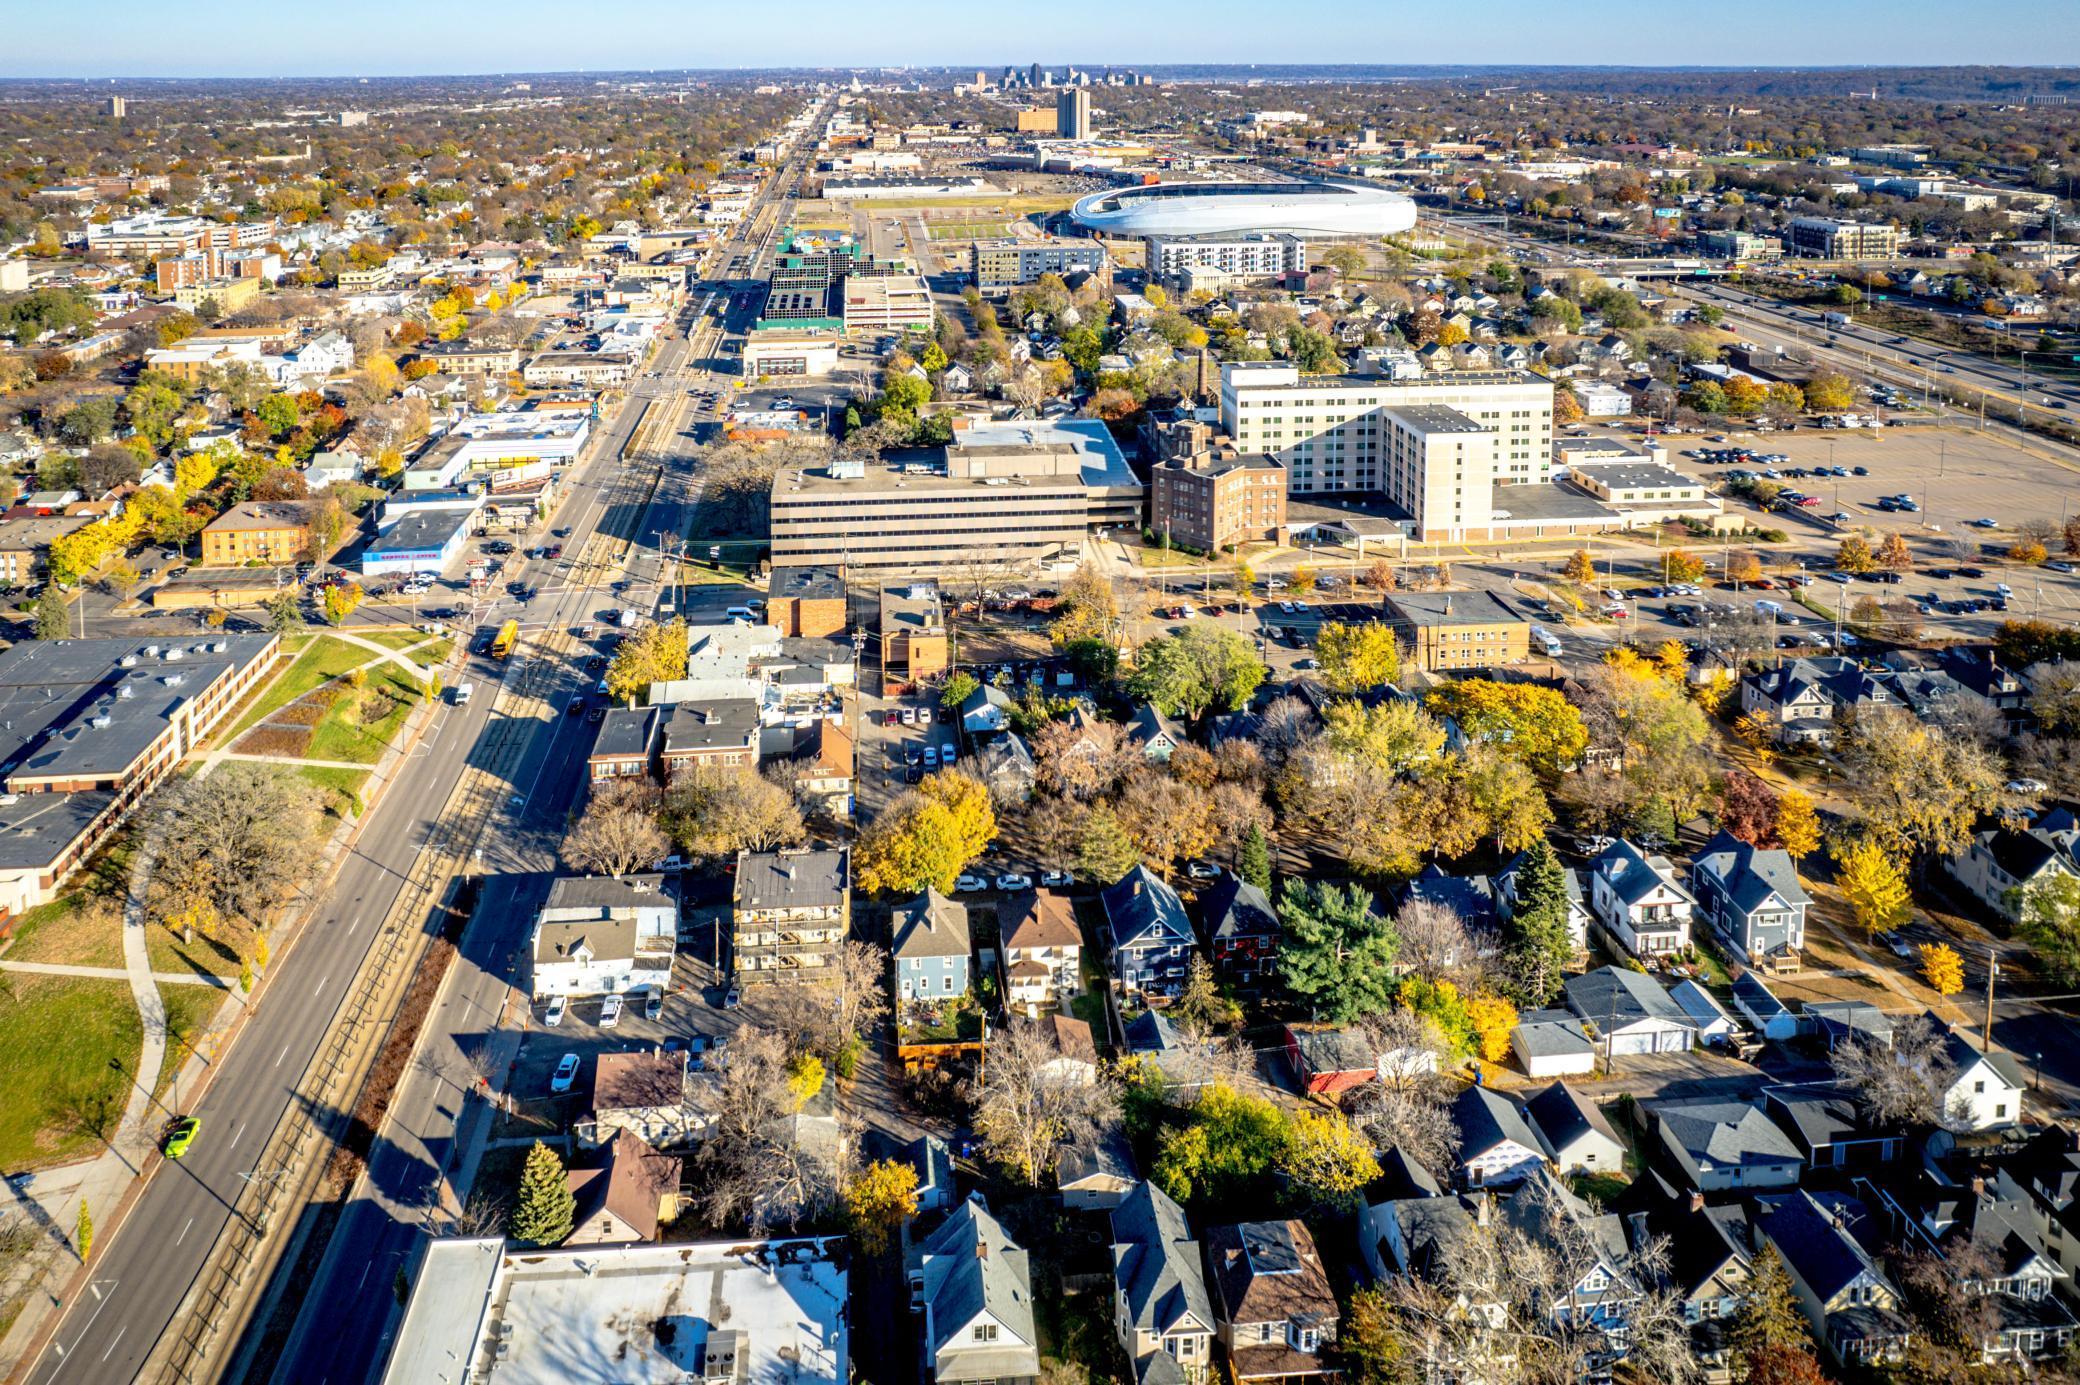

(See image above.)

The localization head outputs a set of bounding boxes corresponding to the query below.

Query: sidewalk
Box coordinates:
[0,960,230,986]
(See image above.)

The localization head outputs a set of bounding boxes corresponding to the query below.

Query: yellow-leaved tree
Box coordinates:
[855,770,997,895]
[1919,942,1964,997]
[1466,993,1519,1064]
[1314,621,1401,694]
[1776,790,1821,861]
[1833,837,1911,937]
[844,1159,919,1256]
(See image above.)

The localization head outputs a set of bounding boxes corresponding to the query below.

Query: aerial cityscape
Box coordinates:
[1,31,2080,1385]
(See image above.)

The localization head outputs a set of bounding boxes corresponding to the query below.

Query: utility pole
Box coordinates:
[1984,947,1998,1054]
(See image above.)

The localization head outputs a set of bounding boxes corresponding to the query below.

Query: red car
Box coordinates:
[545,544,564,559]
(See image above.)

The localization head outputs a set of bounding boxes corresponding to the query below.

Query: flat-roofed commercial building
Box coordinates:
[880,582,948,694]
[742,332,841,376]
[770,419,1141,576]
[841,274,933,334]
[0,635,278,919]
[971,238,1108,296]
[766,565,850,638]
[1379,590,1530,672]
[1218,363,1555,541]
[521,351,637,387]
[1785,216,1900,259]
[1145,232,1307,284]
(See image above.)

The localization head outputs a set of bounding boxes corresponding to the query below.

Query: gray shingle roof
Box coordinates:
[892,887,970,959]
[1691,831,1811,915]
[1592,839,1694,909]
[1564,966,1693,1030]
[1452,1084,1554,1164]
[1657,1100,1802,1172]
[1104,866,1194,950]
[920,1194,1039,1379]
[1112,1182,1213,1339]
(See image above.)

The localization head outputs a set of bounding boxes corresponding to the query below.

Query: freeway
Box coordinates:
[260,119,824,1385]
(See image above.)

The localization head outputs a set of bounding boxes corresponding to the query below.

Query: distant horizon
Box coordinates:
[5,0,2078,82]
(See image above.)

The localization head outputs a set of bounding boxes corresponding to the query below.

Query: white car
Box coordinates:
[994,872,1034,891]
[599,995,624,1028]
[1040,870,1074,887]
[2007,778,2050,794]
[550,1053,580,1093]
[1185,860,1222,881]
[544,995,567,1026]
[955,873,988,893]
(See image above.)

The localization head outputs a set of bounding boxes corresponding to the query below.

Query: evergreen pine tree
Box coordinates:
[1500,839,1573,1005]
[1076,808,1141,886]
[1728,1243,1805,1370]
[1238,823,1272,892]
[509,1140,575,1248]
[1278,878,1398,1023]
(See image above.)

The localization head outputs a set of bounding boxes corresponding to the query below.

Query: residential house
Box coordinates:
[1199,875,1281,986]
[1807,1001,1895,1052]
[1627,1178,1752,1377]
[1512,1009,1598,1079]
[1126,702,1188,762]
[973,733,1038,803]
[1652,1099,1805,1193]
[1123,1011,1218,1091]
[1112,1182,1217,1383]
[1762,1084,1904,1173]
[1738,657,1895,747]
[563,1129,682,1245]
[733,847,849,975]
[1059,1128,1138,1211]
[1202,1221,1340,1383]
[1451,1084,1554,1189]
[892,887,972,1003]
[962,682,1015,735]
[1284,1026,1379,1097]
[1500,1168,1642,1344]
[1103,866,1197,1005]
[999,889,1082,1015]
[905,1132,958,1212]
[1526,1084,1626,1177]
[660,699,761,777]
[1760,1190,1913,1367]
[588,706,662,783]
[1689,832,1809,970]
[585,1049,705,1148]
[1039,1014,1101,1086]
[1494,849,1590,956]
[1564,967,1697,1057]
[1669,980,1740,1043]
[1732,972,1801,1043]
[915,1194,1042,1385]
[1993,1127,2080,1291]
[1885,1182,2078,1365]
[529,873,676,999]
[1588,840,1695,959]
[1932,1013,2026,1132]
[1949,815,2080,922]
[1402,864,1497,932]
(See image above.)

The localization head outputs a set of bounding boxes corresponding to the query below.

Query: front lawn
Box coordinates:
[155,982,227,1107]
[0,975,144,1171]
[228,636,381,738]
[296,764,372,820]
[1,837,132,971]
[304,665,424,764]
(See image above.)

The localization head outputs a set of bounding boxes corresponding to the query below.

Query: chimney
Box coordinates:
[1475,1195,1490,1227]
[977,1239,988,1260]
[1689,1191,1705,1214]
[1971,1175,1986,1198]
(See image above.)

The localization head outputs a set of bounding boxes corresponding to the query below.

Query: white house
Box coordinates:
[961,683,1013,735]
[916,1195,1041,1385]
[1452,1085,1554,1188]
[1588,840,1695,959]
[1527,1084,1627,1176]
[1932,1015,2027,1132]
[530,874,677,999]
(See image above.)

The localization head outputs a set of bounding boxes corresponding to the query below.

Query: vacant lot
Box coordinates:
[0,975,143,1171]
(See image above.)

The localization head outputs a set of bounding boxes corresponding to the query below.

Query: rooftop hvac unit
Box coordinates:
[164,648,184,662]
[90,715,112,730]
[162,673,185,687]
[119,654,138,668]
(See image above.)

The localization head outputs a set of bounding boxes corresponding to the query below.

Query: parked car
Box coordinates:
[600,995,624,1028]
[645,992,664,1021]
[723,985,741,1009]
[955,873,988,893]
[1185,860,1222,881]
[544,995,568,1026]
[1040,870,1074,887]
[994,872,1034,891]
[551,1054,581,1093]
[2008,778,2050,794]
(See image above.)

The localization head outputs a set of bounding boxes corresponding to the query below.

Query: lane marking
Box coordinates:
[99,1324,126,1363]
[229,1121,247,1152]
[275,1043,290,1069]
[175,1217,194,1246]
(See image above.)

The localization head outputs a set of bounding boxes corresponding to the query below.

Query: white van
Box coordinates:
[451,682,474,705]
[1529,626,1563,657]
[1755,599,1785,617]
[725,605,757,621]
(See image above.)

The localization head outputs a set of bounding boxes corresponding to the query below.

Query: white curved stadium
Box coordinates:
[1070,179,1416,238]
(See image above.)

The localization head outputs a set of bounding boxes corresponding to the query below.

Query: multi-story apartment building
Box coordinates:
[1380,590,1531,671]
[971,238,1108,296]
[1145,232,1307,284]
[1149,450,1286,552]
[1056,88,1092,140]
[733,847,849,975]
[841,274,933,334]
[1785,216,1901,259]
[1217,364,1554,539]
[769,419,1143,575]
[200,501,311,565]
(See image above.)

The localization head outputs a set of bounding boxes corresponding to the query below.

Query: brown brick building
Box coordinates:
[200,501,311,566]
[765,565,849,638]
[1149,452,1287,552]
[1381,590,1530,672]
[879,582,948,695]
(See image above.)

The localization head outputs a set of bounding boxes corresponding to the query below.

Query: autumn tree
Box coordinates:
[1277,1109,1382,1211]
[320,581,364,625]
[1876,533,1913,571]
[1323,698,1446,776]
[1718,768,1781,846]
[661,763,805,858]
[1775,790,1821,861]
[604,617,690,704]
[1840,707,2002,861]
[1919,942,1965,997]
[1561,550,1596,584]
[1049,562,1121,647]
[1728,1244,1809,1373]
[1314,621,1400,694]
[1834,534,1876,574]
[855,770,997,894]
[843,1159,919,1256]
[1727,550,1764,585]
[1425,680,1587,775]
[973,1018,1119,1184]
[1664,549,1707,584]
[1465,993,1518,1064]
[2016,872,2080,985]
[1113,767,1217,877]
[1832,836,1911,937]
[1832,1013,1957,1127]
[1127,624,1267,717]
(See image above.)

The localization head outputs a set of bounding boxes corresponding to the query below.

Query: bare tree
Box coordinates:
[149,763,324,934]
[1030,717,1138,801]
[1254,695,1319,771]
[1345,1009,1460,1177]
[973,1018,1120,1186]
[1831,1013,1961,1128]
[563,787,669,877]
[689,1026,844,1233]
[1394,899,1485,988]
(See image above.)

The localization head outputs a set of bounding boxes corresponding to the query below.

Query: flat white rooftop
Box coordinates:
[382,1235,848,1385]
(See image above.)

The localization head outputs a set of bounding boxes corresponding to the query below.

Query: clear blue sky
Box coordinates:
[5,0,2075,78]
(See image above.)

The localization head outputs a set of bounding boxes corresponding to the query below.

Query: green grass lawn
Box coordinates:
[229,637,383,738]
[154,983,227,1107]
[351,629,432,653]
[0,975,144,1170]
[296,764,372,820]
[0,836,133,970]
[304,665,426,764]
[928,221,1009,241]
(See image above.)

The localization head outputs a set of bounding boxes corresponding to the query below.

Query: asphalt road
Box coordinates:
[261,123,824,1385]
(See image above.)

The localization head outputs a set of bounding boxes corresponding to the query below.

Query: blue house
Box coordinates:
[1102,866,1196,1004]
[892,887,972,1002]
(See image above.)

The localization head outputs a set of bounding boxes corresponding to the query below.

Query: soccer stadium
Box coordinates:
[1069,179,1418,238]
